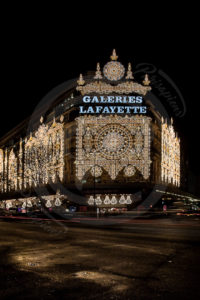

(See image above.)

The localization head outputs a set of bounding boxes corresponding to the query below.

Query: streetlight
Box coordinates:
[90,150,99,219]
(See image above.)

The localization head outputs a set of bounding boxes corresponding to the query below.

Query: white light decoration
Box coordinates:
[27,200,32,207]
[22,202,26,208]
[124,165,135,177]
[77,50,151,96]
[161,119,180,186]
[111,195,117,205]
[8,148,17,191]
[95,196,102,205]
[0,116,64,193]
[104,195,110,205]
[77,81,151,96]
[0,201,5,208]
[103,60,125,81]
[0,149,3,192]
[6,201,12,209]
[45,200,52,208]
[94,63,103,80]
[55,198,62,206]
[42,195,55,201]
[126,195,132,204]
[119,195,126,204]
[4,149,8,191]
[90,165,102,178]
[18,139,23,190]
[75,115,151,181]
[24,116,64,188]
[88,195,95,205]
[87,194,133,206]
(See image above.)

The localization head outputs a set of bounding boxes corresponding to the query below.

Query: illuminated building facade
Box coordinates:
[0,50,182,211]
[161,118,180,186]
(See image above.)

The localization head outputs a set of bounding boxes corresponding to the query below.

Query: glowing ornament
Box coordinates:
[126,195,132,205]
[55,198,62,206]
[6,201,12,209]
[111,196,117,205]
[119,195,126,204]
[104,195,110,205]
[45,200,52,208]
[95,196,102,205]
[88,196,94,205]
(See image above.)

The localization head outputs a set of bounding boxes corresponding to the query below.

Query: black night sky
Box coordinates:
[1,9,199,196]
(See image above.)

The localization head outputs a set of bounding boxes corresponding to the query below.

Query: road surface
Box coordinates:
[0,217,200,299]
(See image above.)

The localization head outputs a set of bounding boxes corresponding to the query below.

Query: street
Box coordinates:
[0,217,200,299]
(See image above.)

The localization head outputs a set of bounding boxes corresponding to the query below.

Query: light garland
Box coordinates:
[45,200,52,208]
[161,119,180,186]
[6,201,12,209]
[4,149,8,191]
[0,149,3,192]
[27,200,33,208]
[55,198,62,206]
[24,116,64,188]
[8,148,17,191]
[77,81,151,96]
[88,194,133,206]
[0,116,64,192]
[76,49,151,96]
[75,115,151,181]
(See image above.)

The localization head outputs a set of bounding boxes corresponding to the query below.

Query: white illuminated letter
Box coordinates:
[87,106,95,113]
[136,96,143,103]
[79,106,86,113]
[91,96,99,103]
[107,96,115,103]
[96,106,103,113]
[140,106,147,113]
[83,96,91,103]
[128,96,136,103]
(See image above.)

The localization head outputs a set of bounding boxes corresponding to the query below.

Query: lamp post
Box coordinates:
[91,150,99,219]
[94,151,99,218]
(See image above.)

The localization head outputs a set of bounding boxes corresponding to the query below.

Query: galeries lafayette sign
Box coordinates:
[79,95,147,114]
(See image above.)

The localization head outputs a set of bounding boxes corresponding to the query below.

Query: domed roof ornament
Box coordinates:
[125,63,134,79]
[76,50,151,95]
[94,63,103,79]
[110,49,118,61]
[52,117,56,127]
[103,49,125,81]
[77,74,85,86]
[60,114,64,123]
[143,74,150,86]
